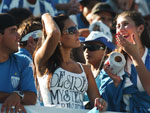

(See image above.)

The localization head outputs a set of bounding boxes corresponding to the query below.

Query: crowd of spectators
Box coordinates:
[0,0,150,113]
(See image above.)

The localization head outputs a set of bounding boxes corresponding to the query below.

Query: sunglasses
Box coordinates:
[83,44,105,51]
[65,26,78,35]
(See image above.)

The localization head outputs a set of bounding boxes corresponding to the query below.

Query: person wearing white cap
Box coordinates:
[81,31,115,107]
[17,16,42,60]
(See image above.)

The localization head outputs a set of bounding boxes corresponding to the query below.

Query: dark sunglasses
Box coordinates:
[83,44,105,51]
[65,26,78,35]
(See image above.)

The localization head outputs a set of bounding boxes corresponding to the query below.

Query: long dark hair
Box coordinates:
[33,14,70,89]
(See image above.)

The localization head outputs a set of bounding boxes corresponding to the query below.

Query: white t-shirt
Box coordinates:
[37,63,88,109]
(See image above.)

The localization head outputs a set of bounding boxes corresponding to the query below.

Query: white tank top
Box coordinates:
[37,63,88,109]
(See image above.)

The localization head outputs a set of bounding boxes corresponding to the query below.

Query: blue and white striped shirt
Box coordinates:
[0,0,57,16]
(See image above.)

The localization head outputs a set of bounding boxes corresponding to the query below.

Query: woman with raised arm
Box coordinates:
[33,13,107,111]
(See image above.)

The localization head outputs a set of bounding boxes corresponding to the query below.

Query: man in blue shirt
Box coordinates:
[0,13,37,113]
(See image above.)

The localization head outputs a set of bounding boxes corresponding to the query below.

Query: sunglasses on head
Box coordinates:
[83,44,105,51]
[65,26,78,35]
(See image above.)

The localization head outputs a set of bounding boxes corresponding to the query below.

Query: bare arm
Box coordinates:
[0,92,36,105]
[117,34,150,95]
[132,54,150,95]
[82,64,107,111]
[83,65,100,107]
[21,92,37,105]
[124,38,150,95]
[34,13,61,77]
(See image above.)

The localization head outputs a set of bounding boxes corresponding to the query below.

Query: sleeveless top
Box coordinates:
[37,63,88,109]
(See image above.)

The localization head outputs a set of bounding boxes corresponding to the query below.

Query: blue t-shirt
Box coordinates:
[76,13,89,29]
[17,48,32,60]
[0,53,36,93]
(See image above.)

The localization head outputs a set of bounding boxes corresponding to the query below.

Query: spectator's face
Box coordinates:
[1,26,20,54]
[61,19,80,48]
[94,11,113,28]
[116,16,141,43]
[83,42,105,65]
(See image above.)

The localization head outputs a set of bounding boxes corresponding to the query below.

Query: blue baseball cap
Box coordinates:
[81,31,116,51]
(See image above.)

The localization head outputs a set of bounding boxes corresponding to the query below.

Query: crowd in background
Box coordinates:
[0,0,150,113]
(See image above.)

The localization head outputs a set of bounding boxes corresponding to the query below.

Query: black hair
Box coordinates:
[0,13,16,34]
[7,8,33,27]
[80,0,98,9]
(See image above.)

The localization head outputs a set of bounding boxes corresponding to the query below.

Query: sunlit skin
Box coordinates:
[34,14,107,110]
[116,16,144,54]
[104,15,145,86]
[104,13,150,97]
[0,26,20,62]
[61,19,80,49]
[0,25,35,113]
